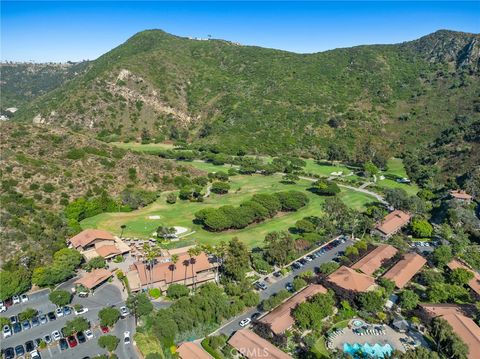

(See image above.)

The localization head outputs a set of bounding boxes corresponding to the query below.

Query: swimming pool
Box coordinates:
[343,343,393,358]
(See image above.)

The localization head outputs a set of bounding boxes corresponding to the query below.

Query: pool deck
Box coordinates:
[329,325,408,353]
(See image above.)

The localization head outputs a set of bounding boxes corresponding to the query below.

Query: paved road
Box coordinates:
[1,284,137,359]
[215,239,353,336]
[3,289,53,318]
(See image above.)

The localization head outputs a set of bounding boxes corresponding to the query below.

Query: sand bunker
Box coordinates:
[174,226,189,235]
[148,215,161,220]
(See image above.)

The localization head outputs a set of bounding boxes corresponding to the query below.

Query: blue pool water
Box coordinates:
[343,343,393,358]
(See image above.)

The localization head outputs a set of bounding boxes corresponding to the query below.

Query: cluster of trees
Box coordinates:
[120,187,158,209]
[98,307,121,327]
[211,181,230,194]
[49,290,72,307]
[0,267,31,300]
[31,248,82,287]
[430,317,469,359]
[310,179,341,196]
[293,291,335,329]
[194,191,308,231]
[384,188,429,215]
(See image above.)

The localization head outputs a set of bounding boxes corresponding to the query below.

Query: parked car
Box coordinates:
[31,316,40,327]
[63,306,72,316]
[254,282,267,290]
[100,326,109,333]
[59,338,68,350]
[120,306,129,317]
[74,307,88,316]
[0,301,6,312]
[12,322,22,334]
[299,258,307,265]
[77,331,86,344]
[20,294,29,303]
[34,338,42,348]
[67,335,78,348]
[273,271,282,278]
[251,312,261,320]
[43,334,52,344]
[47,312,56,321]
[304,255,313,262]
[52,330,62,341]
[22,320,31,330]
[84,329,94,340]
[12,296,20,305]
[14,345,25,357]
[285,282,294,292]
[30,350,41,359]
[25,340,35,352]
[39,314,47,325]
[4,347,14,359]
[9,315,18,325]
[3,325,12,338]
[124,331,131,345]
[55,307,64,318]
[239,318,251,327]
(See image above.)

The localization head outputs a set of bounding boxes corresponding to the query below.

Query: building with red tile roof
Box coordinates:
[351,244,398,276]
[447,259,480,296]
[374,210,411,238]
[69,229,116,250]
[68,229,130,260]
[326,266,376,292]
[382,253,426,288]
[74,269,112,290]
[228,329,291,359]
[421,304,480,359]
[260,284,327,335]
[177,342,212,359]
[450,190,473,202]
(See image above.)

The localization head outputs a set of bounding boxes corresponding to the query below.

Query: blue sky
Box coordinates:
[2,1,479,62]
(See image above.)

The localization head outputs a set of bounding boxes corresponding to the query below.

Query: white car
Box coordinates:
[52,330,62,341]
[84,329,94,340]
[124,331,131,345]
[12,295,20,305]
[55,307,64,318]
[2,325,11,338]
[120,306,129,317]
[304,256,313,262]
[30,350,41,359]
[239,318,251,327]
[20,294,29,303]
[0,301,6,312]
[74,307,89,315]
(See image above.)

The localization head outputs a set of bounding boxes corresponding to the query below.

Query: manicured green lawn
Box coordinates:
[111,141,177,152]
[81,174,375,248]
[304,159,358,178]
[312,337,330,359]
[384,158,408,178]
[182,160,235,173]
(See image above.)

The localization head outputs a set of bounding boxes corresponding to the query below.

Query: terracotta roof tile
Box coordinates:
[382,253,426,288]
[260,284,327,335]
[74,269,112,289]
[228,329,291,359]
[177,342,212,359]
[421,304,480,359]
[327,266,376,292]
[450,190,473,200]
[376,210,411,236]
[351,244,398,275]
[447,260,480,296]
[69,229,115,248]
[95,245,122,258]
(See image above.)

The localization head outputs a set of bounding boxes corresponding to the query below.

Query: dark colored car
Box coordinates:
[31,316,40,327]
[299,258,307,265]
[59,338,68,350]
[67,335,78,348]
[286,282,294,292]
[251,312,261,320]
[4,347,14,359]
[47,311,56,321]
[273,271,282,278]
[12,322,22,334]
[255,282,267,290]
[77,331,86,344]
[34,338,42,347]
[15,345,25,357]
[25,340,35,352]
[9,315,18,325]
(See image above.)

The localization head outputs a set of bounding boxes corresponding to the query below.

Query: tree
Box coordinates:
[385,188,410,210]
[311,179,340,196]
[166,284,189,299]
[378,278,395,296]
[98,307,120,327]
[397,347,441,359]
[98,335,119,352]
[143,243,161,288]
[318,262,340,275]
[211,182,230,194]
[64,316,89,336]
[170,254,179,283]
[49,290,72,307]
[166,193,177,204]
[18,308,38,321]
[430,317,469,359]
[264,231,296,266]
[126,293,153,324]
[427,283,470,303]
[449,268,474,286]
[411,218,433,238]
[433,245,453,268]
[0,268,31,300]
[188,246,202,291]
[282,173,299,184]
[120,224,127,238]
[156,226,176,239]
[223,237,251,282]
[241,291,260,307]
[293,277,307,292]
[85,256,106,271]
[293,292,335,329]
[357,291,385,313]
[32,248,83,287]
[363,161,379,179]
[399,290,419,310]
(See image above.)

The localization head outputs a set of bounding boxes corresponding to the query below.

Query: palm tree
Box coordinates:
[120,224,127,238]
[170,254,179,284]
[188,246,201,291]
[213,241,228,284]
[143,243,161,289]
[182,259,190,285]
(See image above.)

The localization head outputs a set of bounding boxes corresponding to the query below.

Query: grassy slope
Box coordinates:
[81,174,376,248]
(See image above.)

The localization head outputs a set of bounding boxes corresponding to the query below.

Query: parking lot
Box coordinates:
[1,284,136,359]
